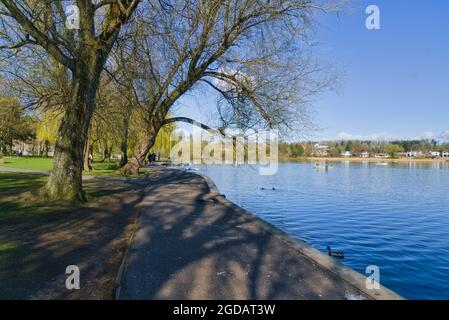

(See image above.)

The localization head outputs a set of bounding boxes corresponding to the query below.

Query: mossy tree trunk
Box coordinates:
[45,60,102,201]
[121,118,162,175]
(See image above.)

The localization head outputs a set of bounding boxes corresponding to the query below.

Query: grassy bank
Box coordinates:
[0,156,152,177]
[0,171,148,299]
[0,156,53,171]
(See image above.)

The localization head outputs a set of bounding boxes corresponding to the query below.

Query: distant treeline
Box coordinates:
[280,140,449,159]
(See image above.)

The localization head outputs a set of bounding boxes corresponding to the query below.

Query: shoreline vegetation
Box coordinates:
[292,156,449,164]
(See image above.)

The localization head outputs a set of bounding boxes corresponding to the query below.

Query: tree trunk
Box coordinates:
[100,141,108,162]
[83,134,91,171]
[121,119,161,175]
[119,117,129,167]
[44,140,49,157]
[102,142,111,162]
[44,71,100,201]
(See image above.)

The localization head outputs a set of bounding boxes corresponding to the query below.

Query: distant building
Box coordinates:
[405,151,422,158]
[341,151,352,157]
[12,140,34,156]
[442,151,449,158]
[312,143,328,157]
[374,153,388,158]
[428,151,441,158]
[11,139,54,157]
[361,151,370,158]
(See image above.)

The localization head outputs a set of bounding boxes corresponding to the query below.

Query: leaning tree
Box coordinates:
[0,0,141,201]
[112,0,336,173]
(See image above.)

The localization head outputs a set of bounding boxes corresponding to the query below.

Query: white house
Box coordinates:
[428,151,441,158]
[313,143,328,157]
[405,151,422,158]
[374,153,388,158]
[341,151,352,157]
[361,151,370,158]
[442,151,449,158]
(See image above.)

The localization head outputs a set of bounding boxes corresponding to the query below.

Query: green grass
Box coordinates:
[0,240,30,299]
[0,166,148,299]
[0,172,63,222]
[0,156,149,177]
[0,172,47,192]
[87,161,125,177]
[0,171,131,224]
[1,156,53,171]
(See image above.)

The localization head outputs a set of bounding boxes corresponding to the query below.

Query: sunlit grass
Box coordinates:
[1,156,53,171]
[0,156,150,177]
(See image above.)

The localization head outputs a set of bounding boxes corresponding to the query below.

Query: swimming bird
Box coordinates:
[326,246,344,259]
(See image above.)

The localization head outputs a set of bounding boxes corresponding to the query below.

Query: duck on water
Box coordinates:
[326,246,344,259]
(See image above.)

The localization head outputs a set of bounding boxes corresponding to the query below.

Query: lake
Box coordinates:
[198,161,449,300]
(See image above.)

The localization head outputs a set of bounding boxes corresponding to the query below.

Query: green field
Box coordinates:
[0,156,151,177]
[0,156,53,171]
[0,156,152,222]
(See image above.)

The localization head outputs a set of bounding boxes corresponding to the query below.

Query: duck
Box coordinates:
[326,246,344,259]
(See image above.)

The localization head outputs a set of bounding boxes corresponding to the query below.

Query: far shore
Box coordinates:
[298,157,449,163]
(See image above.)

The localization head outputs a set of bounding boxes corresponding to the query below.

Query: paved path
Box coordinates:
[120,168,380,300]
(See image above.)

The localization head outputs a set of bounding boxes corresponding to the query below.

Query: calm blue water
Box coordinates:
[198,162,449,300]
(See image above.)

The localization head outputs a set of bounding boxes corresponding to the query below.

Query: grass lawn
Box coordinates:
[0,156,53,171]
[0,172,47,193]
[0,171,149,299]
[0,172,95,221]
[0,156,150,177]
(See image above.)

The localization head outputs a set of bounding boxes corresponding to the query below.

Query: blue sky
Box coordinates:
[175,0,449,141]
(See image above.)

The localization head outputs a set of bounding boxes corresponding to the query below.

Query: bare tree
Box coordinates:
[0,0,141,200]
[113,0,336,173]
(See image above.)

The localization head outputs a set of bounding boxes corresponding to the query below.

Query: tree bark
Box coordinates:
[83,134,91,171]
[44,68,100,201]
[119,116,129,167]
[121,118,162,175]
[44,140,49,157]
